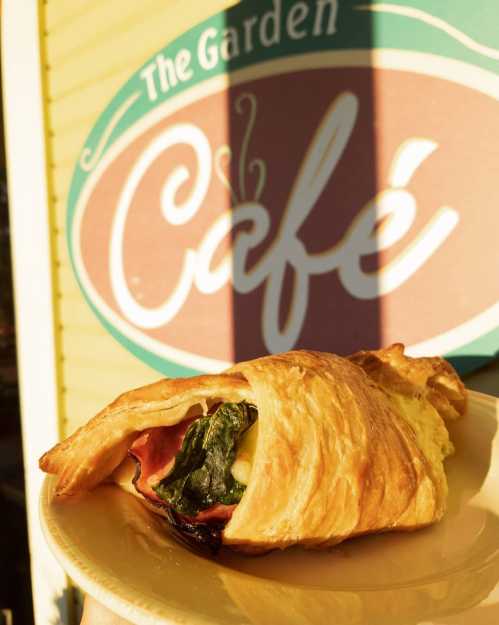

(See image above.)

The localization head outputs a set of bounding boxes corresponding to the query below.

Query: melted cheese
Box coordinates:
[231,422,259,485]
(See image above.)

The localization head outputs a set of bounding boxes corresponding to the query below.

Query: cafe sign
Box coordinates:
[68,0,499,376]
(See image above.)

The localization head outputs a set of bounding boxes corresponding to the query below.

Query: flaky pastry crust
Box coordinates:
[39,374,252,497]
[39,346,466,552]
[348,343,467,420]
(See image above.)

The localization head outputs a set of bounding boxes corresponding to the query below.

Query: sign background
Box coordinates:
[45,0,499,434]
[66,0,499,393]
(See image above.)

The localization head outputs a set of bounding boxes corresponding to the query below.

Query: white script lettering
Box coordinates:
[109,93,459,353]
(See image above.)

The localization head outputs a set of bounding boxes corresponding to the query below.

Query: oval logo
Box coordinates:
[69,27,499,375]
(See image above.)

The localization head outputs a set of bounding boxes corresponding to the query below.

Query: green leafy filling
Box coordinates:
[153,402,257,517]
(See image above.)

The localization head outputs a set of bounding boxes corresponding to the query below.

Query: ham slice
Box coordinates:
[129,421,193,503]
[129,420,236,524]
[195,503,236,522]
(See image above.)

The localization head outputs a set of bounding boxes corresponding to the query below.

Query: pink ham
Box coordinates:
[129,420,193,503]
[129,420,236,523]
[195,503,236,522]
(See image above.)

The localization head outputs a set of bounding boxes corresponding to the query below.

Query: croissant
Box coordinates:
[39,345,466,553]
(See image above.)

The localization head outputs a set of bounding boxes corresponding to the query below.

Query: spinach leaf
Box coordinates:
[153,402,257,517]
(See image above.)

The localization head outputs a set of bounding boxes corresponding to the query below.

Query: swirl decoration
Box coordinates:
[214,93,267,204]
[214,145,239,205]
[356,4,499,60]
[79,91,141,172]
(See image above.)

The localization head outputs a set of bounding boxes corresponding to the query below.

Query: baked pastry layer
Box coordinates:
[39,345,466,552]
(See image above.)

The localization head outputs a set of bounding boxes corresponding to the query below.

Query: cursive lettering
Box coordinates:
[109,93,459,353]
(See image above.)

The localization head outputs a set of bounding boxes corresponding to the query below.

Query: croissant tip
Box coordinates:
[39,453,51,472]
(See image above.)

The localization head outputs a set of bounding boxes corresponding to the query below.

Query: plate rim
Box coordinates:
[39,388,499,625]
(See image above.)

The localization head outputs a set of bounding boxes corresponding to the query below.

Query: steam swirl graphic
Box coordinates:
[214,93,267,204]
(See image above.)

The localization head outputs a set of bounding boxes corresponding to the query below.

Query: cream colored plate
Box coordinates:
[40,390,499,625]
